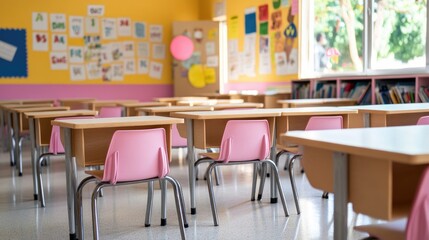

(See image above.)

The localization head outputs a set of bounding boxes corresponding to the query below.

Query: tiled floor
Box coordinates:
[0,145,378,239]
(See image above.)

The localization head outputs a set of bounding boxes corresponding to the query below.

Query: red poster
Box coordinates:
[258,4,269,22]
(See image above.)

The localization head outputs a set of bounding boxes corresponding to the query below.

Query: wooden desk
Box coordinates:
[342,103,429,128]
[208,102,264,110]
[24,110,98,200]
[52,116,184,239]
[154,96,208,105]
[283,125,429,240]
[118,101,171,116]
[278,98,356,108]
[171,109,282,214]
[137,106,214,117]
[58,98,96,110]
[176,99,244,106]
[242,92,291,108]
[89,99,138,111]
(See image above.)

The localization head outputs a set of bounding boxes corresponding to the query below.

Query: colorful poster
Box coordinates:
[123,58,136,74]
[86,62,102,79]
[122,41,135,57]
[134,22,146,38]
[33,32,48,51]
[205,41,215,55]
[32,12,48,31]
[102,64,113,81]
[69,46,84,63]
[208,28,217,40]
[117,17,131,36]
[258,5,269,21]
[50,52,68,70]
[149,25,163,42]
[182,52,201,69]
[0,29,28,78]
[69,16,84,38]
[291,0,299,16]
[102,18,117,40]
[137,42,149,57]
[244,8,257,34]
[228,16,239,39]
[149,61,163,79]
[88,5,105,16]
[50,14,66,32]
[70,64,85,80]
[137,58,149,74]
[275,52,288,75]
[259,36,271,74]
[260,22,269,35]
[271,11,282,30]
[52,34,67,51]
[85,17,100,34]
[273,0,281,9]
[206,56,218,67]
[110,42,123,61]
[152,43,165,59]
[83,35,101,61]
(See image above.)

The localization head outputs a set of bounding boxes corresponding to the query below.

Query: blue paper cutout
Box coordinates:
[0,29,28,78]
[245,11,257,34]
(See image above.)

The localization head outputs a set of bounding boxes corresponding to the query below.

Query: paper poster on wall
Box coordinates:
[291,0,299,15]
[70,64,85,80]
[152,43,165,59]
[205,41,215,55]
[149,61,163,79]
[83,35,101,61]
[134,22,146,38]
[271,11,282,30]
[137,58,149,74]
[282,0,289,6]
[50,52,68,70]
[0,40,17,62]
[86,62,102,79]
[259,36,271,74]
[100,44,112,63]
[228,39,240,80]
[0,29,27,78]
[193,28,204,43]
[149,25,163,42]
[137,42,149,57]
[243,33,256,77]
[50,14,66,32]
[102,18,117,40]
[69,16,84,38]
[259,5,269,21]
[207,28,217,40]
[204,67,216,84]
[85,17,100,34]
[117,17,132,36]
[102,64,113,81]
[244,8,257,34]
[111,63,124,81]
[69,46,84,63]
[273,0,281,9]
[275,51,288,75]
[285,48,298,74]
[33,32,48,51]
[228,16,239,39]
[206,56,218,67]
[122,41,135,57]
[52,34,67,51]
[123,58,136,74]
[110,42,123,61]
[188,64,205,88]
[32,12,48,31]
[88,5,105,16]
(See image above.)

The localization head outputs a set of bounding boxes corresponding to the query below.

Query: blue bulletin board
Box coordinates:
[0,29,28,78]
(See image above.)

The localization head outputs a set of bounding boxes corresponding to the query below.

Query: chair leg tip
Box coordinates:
[18,172,22,176]
[160,218,167,226]
[257,194,262,201]
[270,198,278,204]
[184,223,189,228]
[191,208,196,215]
[145,224,151,227]
[69,233,77,240]
[34,194,38,200]
[251,198,255,201]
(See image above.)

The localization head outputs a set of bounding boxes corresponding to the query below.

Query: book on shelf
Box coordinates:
[376,83,415,104]
[293,83,310,99]
[341,81,370,105]
[314,82,336,98]
[419,86,429,102]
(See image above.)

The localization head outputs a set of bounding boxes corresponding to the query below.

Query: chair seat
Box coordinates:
[354,218,407,240]
[84,170,104,180]
[199,152,220,160]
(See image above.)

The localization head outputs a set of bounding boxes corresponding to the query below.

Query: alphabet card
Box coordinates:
[137,58,149,74]
[69,46,84,63]
[137,42,149,58]
[102,18,117,40]
[52,34,67,51]
[32,12,48,31]
[33,32,48,51]
[86,62,102,79]
[123,58,136,74]
[122,41,135,57]
[152,43,165,59]
[50,14,66,32]
[149,61,163,79]
[69,16,84,38]
[149,25,163,42]
[85,17,100,34]
[70,64,85,80]
[118,17,132,36]
[50,52,68,70]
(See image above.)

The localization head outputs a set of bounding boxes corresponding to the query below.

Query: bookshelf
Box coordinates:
[292,74,429,105]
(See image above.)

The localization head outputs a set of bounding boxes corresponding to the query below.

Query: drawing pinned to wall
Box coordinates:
[123,59,136,74]
[117,17,132,36]
[282,0,289,6]
[205,41,215,55]
[137,58,149,74]
[88,5,105,16]
[243,33,256,77]
[69,16,84,38]
[149,25,163,42]
[206,56,218,67]
[52,34,67,51]
[50,14,66,32]
[70,64,85,80]
[259,35,271,74]
[259,5,269,22]
[0,29,27,78]
[152,43,165,60]
[273,0,281,9]
[102,18,117,40]
[100,44,112,63]
[149,61,163,79]
[193,28,204,43]
[207,28,217,41]
[69,46,84,63]
[274,51,288,75]
[83,35,101,61]
[286,48,298,73]
[85,17,100,34]
[137,42,149,58]
[110,42,123,61]
[284,7,297,71]
[228,16,239,39]
[291,0,299,16]
[33,32,48,51]
[86,62,102,79]
[122,41,135,58]
[111,63,124,80]
[50,52,68,70]
[228,39,240,80]
[134,22,146,38]
[204,67,216,84]
[32,12,48,31]
[271,10,282,30]
[102,64,113,81]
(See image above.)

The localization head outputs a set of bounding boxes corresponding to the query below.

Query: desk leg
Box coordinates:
[363,113,370,128]
[64,128,77,240]
[12,112,21,176]
[29,118,38,200]
[6,112,14,166]
[186,119,196,215]
[333,152,348,240]
[0,109,5,152]
[270,123,278,203]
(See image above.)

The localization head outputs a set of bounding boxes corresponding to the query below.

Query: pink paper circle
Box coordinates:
[170,35,194,60]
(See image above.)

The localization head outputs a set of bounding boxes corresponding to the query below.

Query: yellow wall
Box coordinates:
[226,0,299,83]
[0,0,201,85]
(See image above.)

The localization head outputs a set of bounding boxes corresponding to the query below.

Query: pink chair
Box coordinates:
[355,166,429,240]
[97,106,123,118]
[417,116,429,125]
[76,128,187,240]
[261,116,343,214]
[195,120,289,226]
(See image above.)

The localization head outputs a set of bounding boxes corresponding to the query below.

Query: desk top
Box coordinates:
[58,98,96,103]
[118,101,171,107]
[278,98,356,105]
[136,106,214,113]
[0,99,55,106]
[154,96,209,102]
[91,99,138,104]
[52,116,183,129]
[284,125,429,164]
[24,110,97,118]
[341,103,429,114]
[176,99,245,106]
[171,109,282,120]
[12,106,70,113]
[208,102,264,110]
[2,103,54,110]
[280,107,358,116]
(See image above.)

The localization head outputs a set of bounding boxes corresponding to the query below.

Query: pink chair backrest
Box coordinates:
[98,107,122,118]
[102,128,169,184]
[417,116,429,125]
[305,116,343,131]
[48,116,95,154]
[218,120,270,163]
[405,166,429,240]
[172,124,187,147]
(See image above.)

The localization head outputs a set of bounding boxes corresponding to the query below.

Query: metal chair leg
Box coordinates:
[265,159,289,217]
[251,163,258,201]
[288,155,302,214]
[91,183,104,240]
[206,162,219,226]
[164,176,187,239]
[160,179,167,226]
[145,181,154,227]
[257,162,267,201]
[76,176,97,240]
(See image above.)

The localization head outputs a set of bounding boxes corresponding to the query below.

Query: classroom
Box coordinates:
[1,0,428,239]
